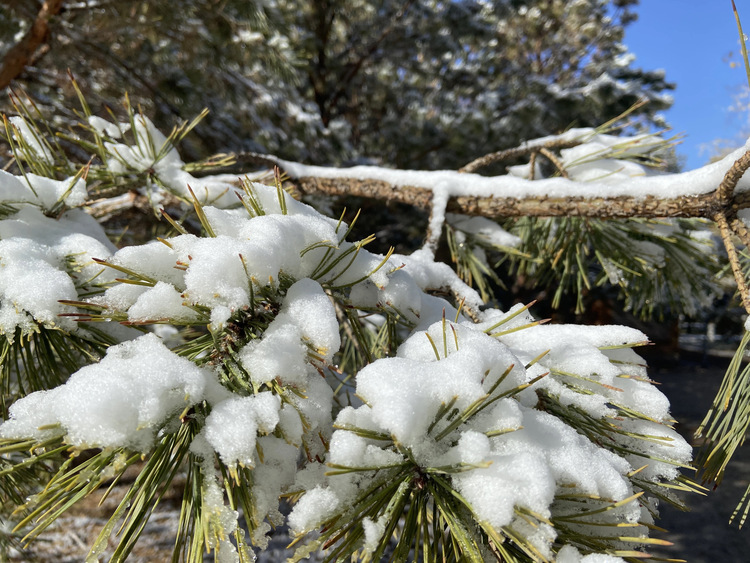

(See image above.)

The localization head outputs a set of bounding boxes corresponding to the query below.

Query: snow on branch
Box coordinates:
[237,132,750,317]
[0,109,728,561]
[239,141,750,220]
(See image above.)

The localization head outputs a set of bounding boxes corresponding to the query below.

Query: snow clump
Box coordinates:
[290,313,691,559]
[0,333,229,451]
[0,173,114,339]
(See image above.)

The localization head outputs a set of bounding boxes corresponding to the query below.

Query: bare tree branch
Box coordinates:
[528,150,538,181]
[730,215,750,250]
[289,175,744,219]
[459,137,581,173]
[0,0,65,90]
[538,147,569,179]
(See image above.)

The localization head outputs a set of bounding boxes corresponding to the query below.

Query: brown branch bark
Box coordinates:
[716,150,750,205]
[0,0,65,90]
[459,138,581,173]
[528,151,537,181]
[715,211,750,315]
[288,175,748,220]
[236,151,750,220]
[538,147,569,179]
[730,215,750,251]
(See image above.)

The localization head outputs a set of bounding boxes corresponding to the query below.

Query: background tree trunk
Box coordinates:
[0,0,64,90]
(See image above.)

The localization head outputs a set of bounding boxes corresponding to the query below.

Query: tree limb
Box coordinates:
[716,150,750,206]
[293,175,744,219]
[235,151,750,220]
[0,0,65,90]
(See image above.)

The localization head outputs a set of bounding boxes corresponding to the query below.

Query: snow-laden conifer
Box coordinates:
[0,110,700,562]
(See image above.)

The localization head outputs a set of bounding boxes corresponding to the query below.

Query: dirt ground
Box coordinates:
[5,350,750,563]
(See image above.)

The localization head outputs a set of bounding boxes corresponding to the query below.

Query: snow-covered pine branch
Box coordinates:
[240,135,750,221]
[0,109,730,562]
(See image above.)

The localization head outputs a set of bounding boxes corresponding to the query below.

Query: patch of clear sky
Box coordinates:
[623,1,749,170]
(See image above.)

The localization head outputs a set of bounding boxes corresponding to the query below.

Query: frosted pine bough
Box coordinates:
[0,114,696,562]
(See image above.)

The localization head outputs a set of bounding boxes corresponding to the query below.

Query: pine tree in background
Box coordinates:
[0,0,688,322]
[0,0,670,167]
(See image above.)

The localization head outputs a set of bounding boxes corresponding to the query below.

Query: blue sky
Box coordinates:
[623,1,749,170]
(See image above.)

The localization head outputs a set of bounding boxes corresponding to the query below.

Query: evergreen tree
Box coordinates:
[1,1,670,167]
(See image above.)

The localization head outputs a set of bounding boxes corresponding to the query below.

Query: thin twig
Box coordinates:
[459,138,582,174]
[715,211,750,315]
[449,288,481,323]
[528,151,537,181]
[538,147,569,179]
[732,0,750,91]
[716,150,750,206]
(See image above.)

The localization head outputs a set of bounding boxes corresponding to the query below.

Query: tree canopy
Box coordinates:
[1,0,672,166]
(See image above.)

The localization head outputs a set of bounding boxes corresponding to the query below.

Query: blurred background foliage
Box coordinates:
[0,0,671,167]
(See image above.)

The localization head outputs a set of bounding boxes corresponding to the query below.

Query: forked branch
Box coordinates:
[459,137,582,174]
[235,152,750,220]
[716,149,750,206]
